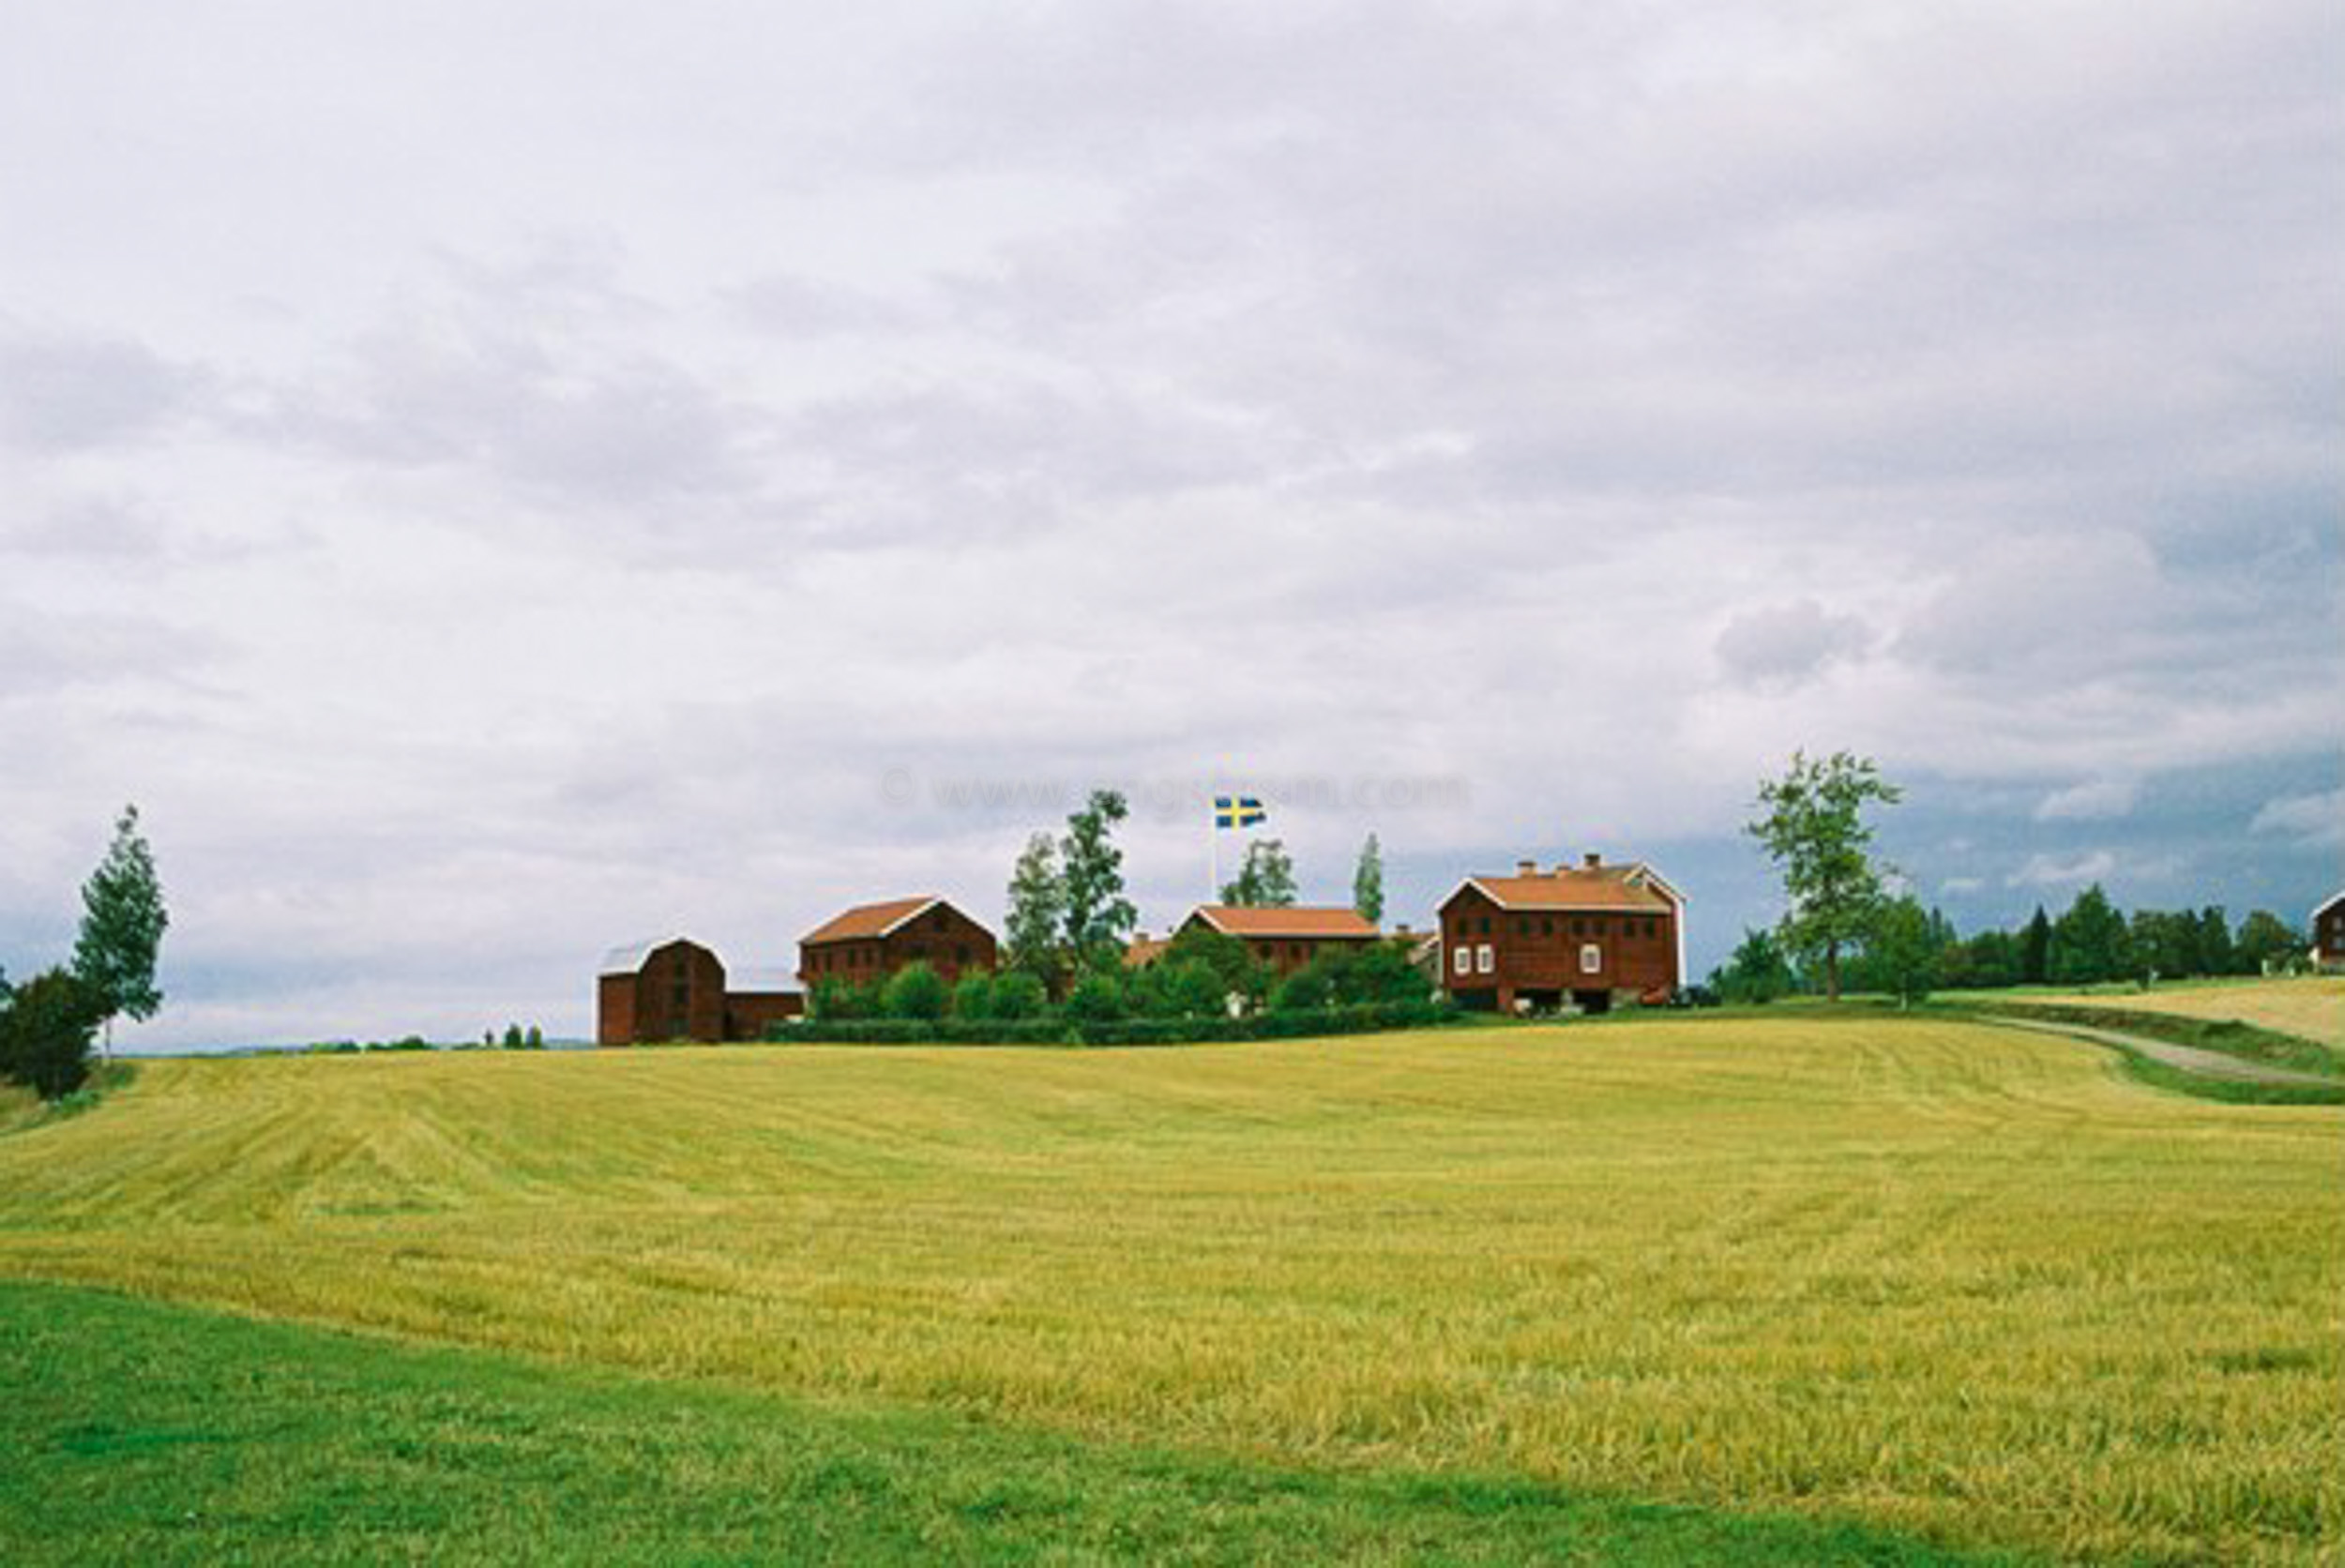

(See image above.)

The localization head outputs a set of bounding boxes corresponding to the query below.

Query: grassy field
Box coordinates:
[2,1018,2339,1563]
[2020,975,2343,1047]
[0,1279,2025,1566]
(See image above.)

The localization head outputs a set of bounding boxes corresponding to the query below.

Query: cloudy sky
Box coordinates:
[3,1,2338,1048]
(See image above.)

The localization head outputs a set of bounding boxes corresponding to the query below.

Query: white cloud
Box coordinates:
[2034,777,2141,822]
[2250,788,2345,849]
[2006,850,2118,889]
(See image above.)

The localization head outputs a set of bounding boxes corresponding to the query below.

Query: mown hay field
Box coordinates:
[2,1018,2338,1564]
[2026,974,2343,1047]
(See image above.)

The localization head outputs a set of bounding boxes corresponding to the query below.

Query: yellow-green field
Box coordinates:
[2027,974,2344,1046]
[3,1019,2339,1563]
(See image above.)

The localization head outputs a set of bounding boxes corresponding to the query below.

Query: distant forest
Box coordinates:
[1714,883,2308,1003]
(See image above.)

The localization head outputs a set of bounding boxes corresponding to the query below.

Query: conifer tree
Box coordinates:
[71,805,168,1063]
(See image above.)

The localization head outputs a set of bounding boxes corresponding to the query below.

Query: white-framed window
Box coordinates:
[1475,943,1494,974]
[1453,944,1471,975]
[1581,942,1602,975]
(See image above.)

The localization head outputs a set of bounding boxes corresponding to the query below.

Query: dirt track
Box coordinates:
[1985,1017,2338,1088]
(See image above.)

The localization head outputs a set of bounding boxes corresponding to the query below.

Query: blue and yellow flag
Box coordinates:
[1214,794,1266,830]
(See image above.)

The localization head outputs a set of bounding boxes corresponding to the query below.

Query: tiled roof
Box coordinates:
[1444,867,1677,914]
[1123,933,1172,969]
[1188,905,1381,939]
[801,896,941,945]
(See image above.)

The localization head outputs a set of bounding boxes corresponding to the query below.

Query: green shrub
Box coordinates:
[934,1018,1072,1047]
[950,972,996,1020]
[1268,967,1333,1014]
[0,968,101,1100]
[1062,970,1126,1025]
[990,971,1049,1020]
[884,963,948,1022]
[809,977,885,1021]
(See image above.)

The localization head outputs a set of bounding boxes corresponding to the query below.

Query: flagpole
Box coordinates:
[1209,794,1218,905]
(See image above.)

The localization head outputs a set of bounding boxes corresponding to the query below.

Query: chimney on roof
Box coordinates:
[1583,852,1602,869]
[1516,858,1537,876]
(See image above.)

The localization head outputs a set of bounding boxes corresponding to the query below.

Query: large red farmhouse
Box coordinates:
[1438,854,1685,1014]
[1177,905,1381,975]
[798,896,998,989]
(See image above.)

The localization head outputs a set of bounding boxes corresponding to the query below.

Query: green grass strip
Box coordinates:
[0,1279,2035,1566]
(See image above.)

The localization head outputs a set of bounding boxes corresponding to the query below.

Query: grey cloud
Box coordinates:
[0,494,169,559]
[0,324,200,451]
[1715,600,1872,689]
[724,273,921,339]
[0,605,223,698]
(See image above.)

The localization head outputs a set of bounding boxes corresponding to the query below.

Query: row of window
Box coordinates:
[1249,942,1313,962]
[810,943,973,974]
[1456,914,1663,940]
[1454,942,1604,976]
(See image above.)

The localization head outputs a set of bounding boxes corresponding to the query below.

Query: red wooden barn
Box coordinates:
[1438,853,1685,1014]
[597,937,803,1045]
[797,897,998,989]
[2312,891,2345,972]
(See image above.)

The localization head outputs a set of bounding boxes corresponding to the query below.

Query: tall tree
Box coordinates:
[71,804,168,1063]
[2196,906,2237,977]
[1868,896,1940,1008]
[2234,910,2301,972]
[1745,750,1902,1002]
[1060,790,1138,967]
[2019,906,2052,985]
[1713,927,1795,1004]
[1002,833,1067,984]
[1219,838,1298,907]
[2049,883,2130,985]
[1351,833,1384,925]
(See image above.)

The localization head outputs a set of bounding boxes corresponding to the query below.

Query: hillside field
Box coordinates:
[2,1018,2339,1563]
[2022,974,2343,1047]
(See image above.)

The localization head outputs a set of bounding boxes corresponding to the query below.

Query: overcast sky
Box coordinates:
[3,1,2338,1048]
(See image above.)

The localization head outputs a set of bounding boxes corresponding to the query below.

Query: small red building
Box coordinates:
[2312,891,2345,972]
[798,897,998,988]
[1438,853,1685,1014]
[597,937,802,1045]
[1177,905,1381,976]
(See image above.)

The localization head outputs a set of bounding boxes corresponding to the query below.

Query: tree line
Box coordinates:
[1,807,168,1100]
[1732,751,2310,1006]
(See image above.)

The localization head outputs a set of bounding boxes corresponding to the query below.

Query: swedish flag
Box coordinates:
[1214,794,1266,829]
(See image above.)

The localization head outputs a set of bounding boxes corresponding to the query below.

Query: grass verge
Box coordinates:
[0,1279,2030,1566]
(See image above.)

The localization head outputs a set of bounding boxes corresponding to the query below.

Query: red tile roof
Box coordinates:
[1188,905,1380,939]
[1444,866,1677,914]
[800,896,942,945]
[1123,933,1173,969]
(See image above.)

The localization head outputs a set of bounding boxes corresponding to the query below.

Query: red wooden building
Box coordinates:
[797,897,998,988]
[1177,905,1381,975]
[1438,853,1685,1014]
[2312,891,2345,972]
[597,937,803,1044]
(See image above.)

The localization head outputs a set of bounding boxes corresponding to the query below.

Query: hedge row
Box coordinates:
[767,998,1462,1048]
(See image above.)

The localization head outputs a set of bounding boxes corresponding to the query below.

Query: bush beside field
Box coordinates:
[770,996,1461,1047]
